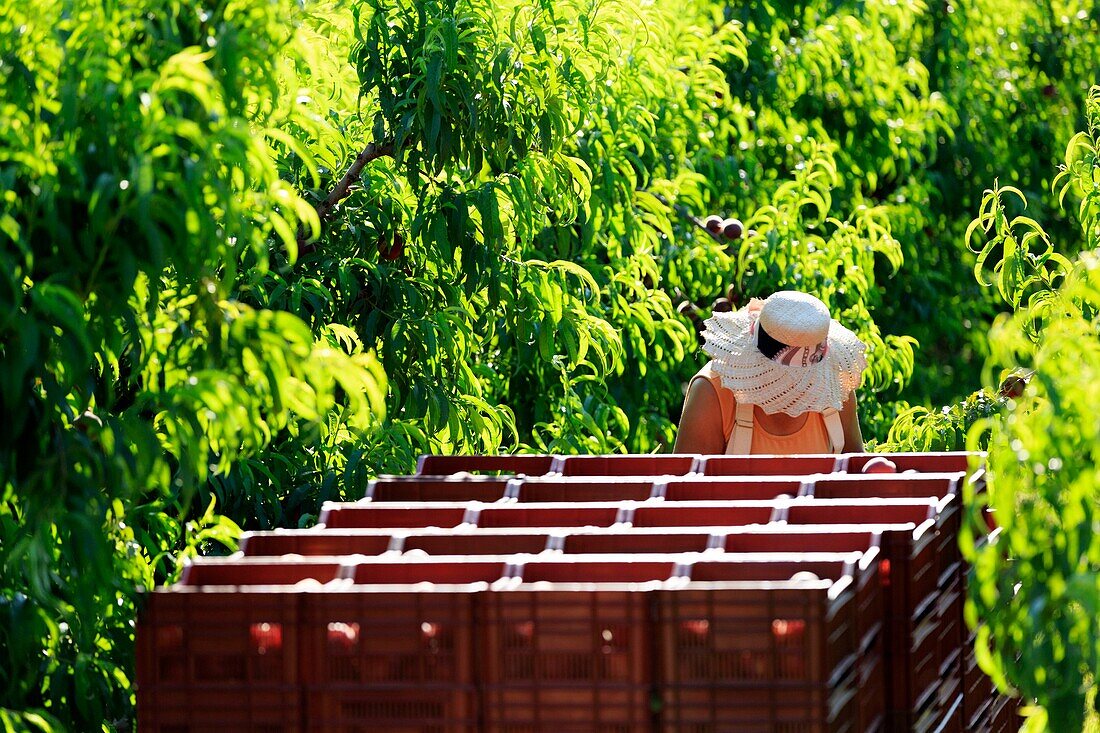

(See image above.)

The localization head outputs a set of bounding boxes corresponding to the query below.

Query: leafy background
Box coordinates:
[1,0,1099,730]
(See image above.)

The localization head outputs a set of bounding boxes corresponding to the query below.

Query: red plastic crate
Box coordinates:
[401,531,551,556]
[551,453,699,476]
[932,500,964,595]
[857,647,887,733]
[914,682,963,733]
[476,502,623,529]
[479,589,654,731]
[842,452,982,475]
[306,687,476,732]
[819,521,939,727]
[889,610,942,729]
[562,529,713,554]
[139,450,988,733]
[657,577,860,733]
[964,634,995,726]
[416,453,555,476]
[782,497,944,526]
[367,475,510,502]
[945,692,967,733]
[989,695,1021,733]
[690,550,883,655]
[662,476,803,501]
[876,524,941,624]
[784,496,962,601]
[136,590,302,732]
[938,649,965,713]
[721,527,888,645]
[319,502,470,529]
[936,576,964,674]
[515,557,679,583]
[179,559,344,586]
[138,590,301,687]
[696,454,842,476]
[350,559,508,585]
[798,494,964,600]
[138,685,303,732]
[806,473,962,500]
[968,698,995,733]
[301,587,479,732]
[631,501,778,527]
[513,477,655,502]
[721,528,879,554]
[688,555,859,583]
[240,530,393,557]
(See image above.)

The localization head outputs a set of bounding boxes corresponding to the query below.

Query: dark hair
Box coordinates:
[756,322,786,359]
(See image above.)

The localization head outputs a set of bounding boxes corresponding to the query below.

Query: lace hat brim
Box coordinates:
[701,306,867,416]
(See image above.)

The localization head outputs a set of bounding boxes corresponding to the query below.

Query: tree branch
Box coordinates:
[296,138,395,254]
[669,200,725,244]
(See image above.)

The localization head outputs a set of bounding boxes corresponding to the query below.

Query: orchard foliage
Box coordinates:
[0,0,385,729]
[2,0,1100,730]
[961,87,1100,732]
[717,0,1100,404]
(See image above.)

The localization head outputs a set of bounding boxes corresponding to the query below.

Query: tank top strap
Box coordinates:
[727,402,754,455]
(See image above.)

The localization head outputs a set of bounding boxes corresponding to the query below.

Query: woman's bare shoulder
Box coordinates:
[675,363,727,454]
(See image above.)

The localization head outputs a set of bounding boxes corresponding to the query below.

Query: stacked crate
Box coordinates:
[137,451,1020,732]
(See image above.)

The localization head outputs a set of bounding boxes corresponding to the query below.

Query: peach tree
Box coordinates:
[0,0,385,728]
[962,87,1100,732]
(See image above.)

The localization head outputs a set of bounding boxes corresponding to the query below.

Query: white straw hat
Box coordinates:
[701,291,867,416]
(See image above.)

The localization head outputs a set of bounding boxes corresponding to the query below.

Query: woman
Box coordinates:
[674,290,865,455]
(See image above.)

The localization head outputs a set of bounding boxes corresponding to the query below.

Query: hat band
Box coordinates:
[754,320,828,366]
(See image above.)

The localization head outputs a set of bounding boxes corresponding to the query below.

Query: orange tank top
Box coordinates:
[692,364,832,455]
